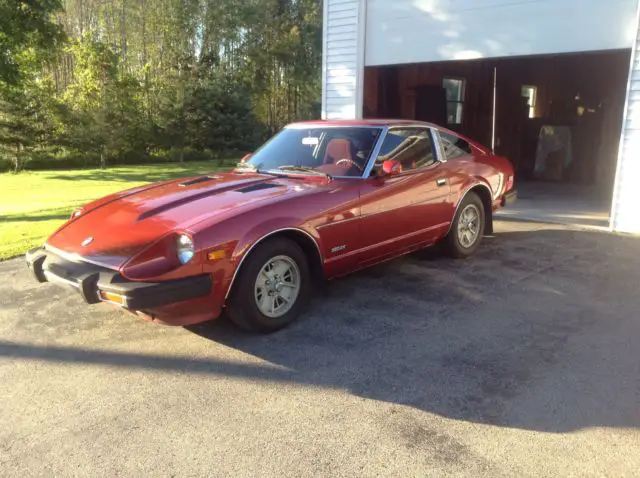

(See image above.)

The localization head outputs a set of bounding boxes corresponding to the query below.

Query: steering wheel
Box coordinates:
[335,158,363,172]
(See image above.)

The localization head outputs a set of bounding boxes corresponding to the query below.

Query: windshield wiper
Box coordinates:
[235,162,283,177]
[235,162,261,173]
[275,165,332,180]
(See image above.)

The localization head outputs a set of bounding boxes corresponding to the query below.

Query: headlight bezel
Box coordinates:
[122,231,198,281]
[176,233,195,265]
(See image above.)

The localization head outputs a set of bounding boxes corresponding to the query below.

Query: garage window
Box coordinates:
[443,77,465,125]
[522,85,537,118]
[439,131,473,160]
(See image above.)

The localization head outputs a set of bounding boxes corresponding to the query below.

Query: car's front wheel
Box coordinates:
[444,191,485,258]
[227,237,311,333]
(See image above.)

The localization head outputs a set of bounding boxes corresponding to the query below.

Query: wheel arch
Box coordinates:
[450,182,494,235]
[225,228,324,300]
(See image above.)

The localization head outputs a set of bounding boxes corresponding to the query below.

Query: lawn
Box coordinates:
[0,160,234,261]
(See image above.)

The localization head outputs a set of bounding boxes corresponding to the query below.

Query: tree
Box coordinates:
[0,0,65,88]
[64,36,148,167]
[0,0,324,171]
[0,78,60,172]
[183,72,264,153]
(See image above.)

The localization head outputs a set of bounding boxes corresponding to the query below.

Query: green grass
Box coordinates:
[0,160,235,261]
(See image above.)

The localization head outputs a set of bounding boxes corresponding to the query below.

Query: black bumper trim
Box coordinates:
[25,247,212,310]
[502,189,517,206]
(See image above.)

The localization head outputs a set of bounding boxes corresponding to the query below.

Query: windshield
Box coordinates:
[241,127,382,177]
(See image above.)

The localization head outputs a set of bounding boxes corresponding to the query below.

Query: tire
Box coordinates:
[444,191,485,258]
[227,237,311,333]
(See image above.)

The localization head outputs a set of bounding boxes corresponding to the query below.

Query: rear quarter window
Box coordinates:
[440,131,473,160]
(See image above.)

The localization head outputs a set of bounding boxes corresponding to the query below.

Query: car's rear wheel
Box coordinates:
[444,191,485,258]
[227,237,311,333]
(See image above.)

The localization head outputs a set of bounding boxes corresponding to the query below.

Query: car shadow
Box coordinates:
[186,225,640,434]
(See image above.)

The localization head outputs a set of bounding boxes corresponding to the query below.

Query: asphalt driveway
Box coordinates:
[1,219,639,477]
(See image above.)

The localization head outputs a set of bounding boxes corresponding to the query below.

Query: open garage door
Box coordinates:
[363,50,632,228]
[365,0,637,66]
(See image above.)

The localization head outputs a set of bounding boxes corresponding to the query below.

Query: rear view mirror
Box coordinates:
[382,160,401,176]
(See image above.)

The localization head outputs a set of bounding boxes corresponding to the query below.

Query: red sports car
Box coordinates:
[26,119,516,332]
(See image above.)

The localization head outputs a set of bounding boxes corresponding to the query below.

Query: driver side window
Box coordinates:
[374,128,436,174]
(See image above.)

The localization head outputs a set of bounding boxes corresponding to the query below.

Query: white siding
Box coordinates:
[322,0,365,119]
[365,0,638,66]
[611,5,640,234]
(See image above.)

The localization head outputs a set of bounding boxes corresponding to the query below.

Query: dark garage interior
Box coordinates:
[363,50,631,221]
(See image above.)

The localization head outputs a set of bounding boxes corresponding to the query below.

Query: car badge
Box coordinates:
[81,237,94,247]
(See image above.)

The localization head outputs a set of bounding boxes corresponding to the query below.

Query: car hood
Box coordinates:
[46,171,326,270]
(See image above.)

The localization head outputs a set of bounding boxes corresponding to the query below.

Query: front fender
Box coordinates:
[208,217,320,301]
[232,216,320,262]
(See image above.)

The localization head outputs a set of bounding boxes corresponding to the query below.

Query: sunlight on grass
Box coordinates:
[0,161,234,260]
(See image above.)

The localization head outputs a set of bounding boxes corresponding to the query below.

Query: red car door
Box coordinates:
[356,127,453,267]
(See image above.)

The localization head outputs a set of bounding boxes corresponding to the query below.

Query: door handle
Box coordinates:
[436,178,447,186]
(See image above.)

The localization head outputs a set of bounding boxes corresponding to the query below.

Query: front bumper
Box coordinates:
[25,247,212,310]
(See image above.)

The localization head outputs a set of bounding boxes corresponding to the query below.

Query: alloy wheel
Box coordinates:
[253,255,301,318]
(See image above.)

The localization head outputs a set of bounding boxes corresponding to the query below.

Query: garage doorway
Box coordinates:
[363,50,631,228]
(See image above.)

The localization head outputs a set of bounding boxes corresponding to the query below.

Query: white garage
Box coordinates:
[322,0,640,234]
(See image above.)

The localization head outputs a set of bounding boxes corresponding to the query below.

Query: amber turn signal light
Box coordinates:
[99,291,125,305]
[207,249,226,261]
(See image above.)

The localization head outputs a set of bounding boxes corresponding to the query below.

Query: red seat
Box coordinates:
[324,138,356,164]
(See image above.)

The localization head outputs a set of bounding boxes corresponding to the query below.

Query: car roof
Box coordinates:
[285,119,492,154]
[286,119,440,129]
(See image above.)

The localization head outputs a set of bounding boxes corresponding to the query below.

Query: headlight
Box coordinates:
[176,234,195,264]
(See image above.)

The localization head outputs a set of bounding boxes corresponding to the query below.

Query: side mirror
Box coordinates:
[240,153,253,163]
[381,159,401,176]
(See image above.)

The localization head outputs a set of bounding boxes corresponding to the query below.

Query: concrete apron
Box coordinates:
[495,181,611,232]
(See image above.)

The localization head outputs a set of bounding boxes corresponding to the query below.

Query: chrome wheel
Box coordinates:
[457,204,481,248]
[254,255,301,318]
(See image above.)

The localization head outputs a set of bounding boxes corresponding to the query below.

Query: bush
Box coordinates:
[0,146,242,172]
[0,158,10,172]
[0,148,95,172]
